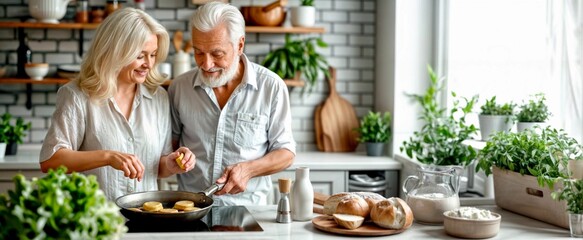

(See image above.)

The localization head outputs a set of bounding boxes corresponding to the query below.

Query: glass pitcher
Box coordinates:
[402,165,462,224]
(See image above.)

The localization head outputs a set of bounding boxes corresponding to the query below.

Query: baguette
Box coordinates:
[370,197,414,230]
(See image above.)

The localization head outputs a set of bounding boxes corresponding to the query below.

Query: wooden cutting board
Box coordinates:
[314,67,359,152]
[312,216,407,236]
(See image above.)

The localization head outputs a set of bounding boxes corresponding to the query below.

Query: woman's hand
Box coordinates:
[167,147,195,173]
[106,151,145,181]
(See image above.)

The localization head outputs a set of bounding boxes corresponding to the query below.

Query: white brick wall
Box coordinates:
[0,0,378,148]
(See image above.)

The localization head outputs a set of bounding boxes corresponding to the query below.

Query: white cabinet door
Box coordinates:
[269,170,347,204]
[0,170,45,194]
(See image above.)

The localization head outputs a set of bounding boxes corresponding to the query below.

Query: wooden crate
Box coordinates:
[493,167,569,229]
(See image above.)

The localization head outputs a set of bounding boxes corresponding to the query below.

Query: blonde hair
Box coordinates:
[190,1,245,48]
[78,8,170,101]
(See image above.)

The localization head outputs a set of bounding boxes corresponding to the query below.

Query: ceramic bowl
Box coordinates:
[443,209,501,239]
[25,63,49,80]
[240,6,286,26]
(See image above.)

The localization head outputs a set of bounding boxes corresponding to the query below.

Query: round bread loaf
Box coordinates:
[353,192,385,210]
[143,201,163,212]
[333,214,365,230]
[370,197,414,230]
[334,195,370,218]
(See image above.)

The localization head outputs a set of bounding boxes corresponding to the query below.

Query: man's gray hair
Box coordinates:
[190,1,245,47]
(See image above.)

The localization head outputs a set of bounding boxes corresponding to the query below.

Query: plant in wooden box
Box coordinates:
[400,65,479,167]
[262,34,330,93]
[0,113,31,156]
[355,111,391,156]
[476,126,582,228]
[478,96,516,141]
[516,93,551,132]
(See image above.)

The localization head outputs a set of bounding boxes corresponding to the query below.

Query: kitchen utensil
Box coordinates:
[240,0,287,27]
[183,40,193,54]
[115,183,223,222]
[24,63,49,80]
[173,31,183,52]
[312,216,407,236]
[276,178,291,223]
[316,67,359,152]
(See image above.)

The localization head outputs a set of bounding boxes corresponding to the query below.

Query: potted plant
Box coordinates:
[290,0,316,27]
[400,65,478,166]
[262,34,330,93]
[552,179,583,237]
[476,126,582,228]
[355,111,391,156]
[478,96,515,141]
[516,93,551,132]
[0,113,31,155]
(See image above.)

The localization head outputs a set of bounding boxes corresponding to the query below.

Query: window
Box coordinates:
[443,0,582,142]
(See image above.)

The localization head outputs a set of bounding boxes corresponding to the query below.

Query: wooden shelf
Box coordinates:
[245,26,325,34]
[0,22,325,34]
[0,21,99,29]
[0,77,302,87]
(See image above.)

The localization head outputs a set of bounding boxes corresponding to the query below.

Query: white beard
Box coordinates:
[200,54,240,88]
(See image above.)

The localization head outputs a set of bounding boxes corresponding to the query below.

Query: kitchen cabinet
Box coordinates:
[0,170,45,194]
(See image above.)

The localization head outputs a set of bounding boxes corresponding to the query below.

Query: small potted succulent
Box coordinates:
[516,93,551,132]
[355,111,391,156]
[478,96,516,141]
[0,113,31,156]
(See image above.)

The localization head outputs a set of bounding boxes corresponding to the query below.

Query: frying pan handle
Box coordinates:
[203,183,225,196]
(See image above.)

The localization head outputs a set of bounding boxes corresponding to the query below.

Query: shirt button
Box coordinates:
[128,137,133,142]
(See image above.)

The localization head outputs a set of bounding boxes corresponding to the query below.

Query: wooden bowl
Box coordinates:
[240,6,286,27]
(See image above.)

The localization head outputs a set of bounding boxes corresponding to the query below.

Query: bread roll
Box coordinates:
[333,214,365,230]
[353,192,385,210]
[160,208,179,213]
[371,197,414,230]
[335,195,370,218]
[323,192,354,215]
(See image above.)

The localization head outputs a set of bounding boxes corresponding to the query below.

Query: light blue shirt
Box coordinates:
[168,54,296,206]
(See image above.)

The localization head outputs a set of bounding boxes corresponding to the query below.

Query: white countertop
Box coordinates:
[0,145,401,171]
[122,204,570,240]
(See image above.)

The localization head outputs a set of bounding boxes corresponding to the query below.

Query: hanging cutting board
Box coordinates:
[314,67,359,152]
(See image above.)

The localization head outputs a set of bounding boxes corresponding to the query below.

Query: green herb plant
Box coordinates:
[552,179,583,214]
[355,111,391,143]
[480,96,515,116]
[476,126,582,188]
[301,0,314,6]
[262,34,330,93]
[0,113,31,144]
[0,166,127,239]
[516,93,551,122]
[400,65,479,166]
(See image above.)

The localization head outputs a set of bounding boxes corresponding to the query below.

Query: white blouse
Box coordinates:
[40,82,172,201]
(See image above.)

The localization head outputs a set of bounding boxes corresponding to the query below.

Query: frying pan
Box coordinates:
[115,183,224,222]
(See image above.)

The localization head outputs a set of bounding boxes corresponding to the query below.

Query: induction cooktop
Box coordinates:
[126,206,263,233]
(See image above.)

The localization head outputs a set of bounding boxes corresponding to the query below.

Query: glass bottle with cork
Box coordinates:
[17,33,32,78]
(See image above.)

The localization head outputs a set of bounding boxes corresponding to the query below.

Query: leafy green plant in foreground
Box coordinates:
[0,166,127,239]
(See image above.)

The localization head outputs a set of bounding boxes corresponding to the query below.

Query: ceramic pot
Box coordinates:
[478,114,513,141]
[5,141,17,155]
[29,0,72,24]
[517,122,545,132]
[0,142,6,159]
[365,142,384,156]
[290,6,316,27]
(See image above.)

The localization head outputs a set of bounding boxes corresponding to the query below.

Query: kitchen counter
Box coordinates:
[122,203,569,239]
[0,144,401,171]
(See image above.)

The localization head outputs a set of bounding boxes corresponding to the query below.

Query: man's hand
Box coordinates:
[168,147,195,173]
[215,162,252,195]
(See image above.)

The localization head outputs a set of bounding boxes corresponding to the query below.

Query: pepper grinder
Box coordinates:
[276,178,292,223]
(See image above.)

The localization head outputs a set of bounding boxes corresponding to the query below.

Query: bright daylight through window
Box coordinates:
[444,0,582,142]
